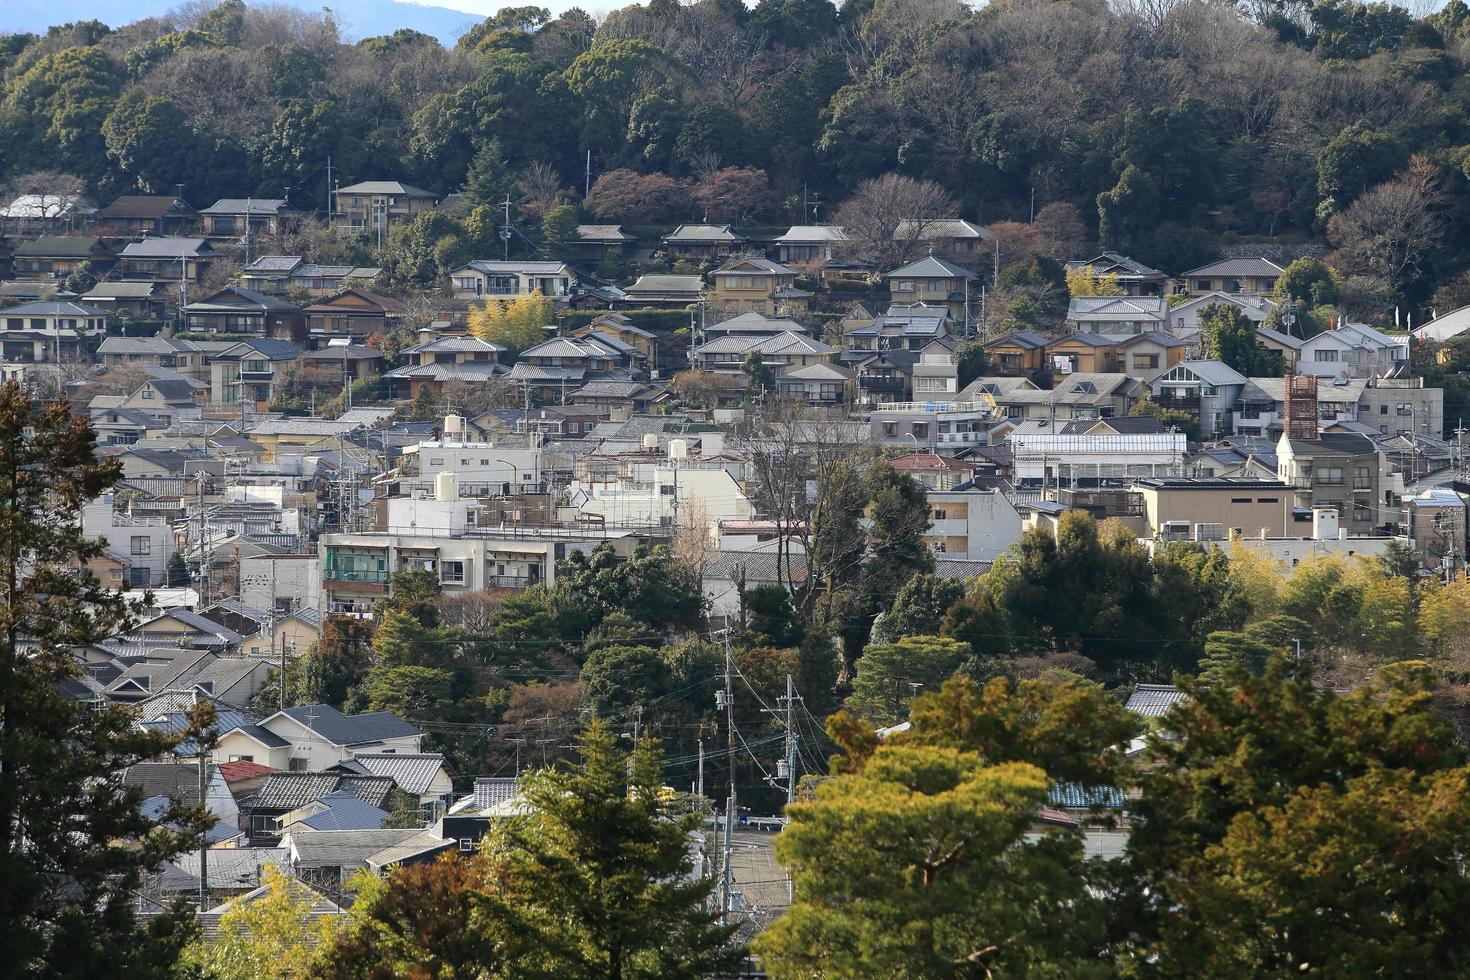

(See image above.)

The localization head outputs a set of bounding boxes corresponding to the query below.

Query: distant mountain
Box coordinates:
[4,0,484,45]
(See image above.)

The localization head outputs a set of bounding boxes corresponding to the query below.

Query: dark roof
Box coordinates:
[272,704,420,745]
[122,762,206,805]
[13,235,110,257]
[1285,432,1378,456]
[252,773,343,811]
[185,286,301,314]
[98,196,197,218]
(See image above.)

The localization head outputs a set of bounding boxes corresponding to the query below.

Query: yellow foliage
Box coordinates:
[1064,264,1124,297]
[470,289,554,354]
[1419,578,1470,655]
[182,866,342,980]
[1226,543,1286,617]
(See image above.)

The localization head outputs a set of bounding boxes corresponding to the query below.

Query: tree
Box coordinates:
[183,866,340,979]
[166,551,189,588]
[540,200,579,250]
[470,290,553,356]
[832,173,956,268]
[871,573,965,644]
[1064,263,1124,297]
[859,460,935,622]
[491,722,744,977]
[1314,122,1403,215]
[1129,396,1202,439]
[1097,165,1160,256]
[741,350,774,395]
[585,169,688,223]
[1201,303,1284,377]
[580,644,669,716]
[1327,156,1443,295]
[556,544,705,634]
[0,382,199,976]
[1120,659,1470,975]
[1272,256,1337,306]
[691,166,770,222]
[843,635,970,725]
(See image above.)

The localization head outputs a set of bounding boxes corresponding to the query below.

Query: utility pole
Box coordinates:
[782,673,798,805]
[326,156,333,222]
[271,560,284,710]
[584,150,592,199]
[720,629,736,917]
[244,196,252,265]
[696,738,704,798]
[501,194,513,262]
[509,737,526,775]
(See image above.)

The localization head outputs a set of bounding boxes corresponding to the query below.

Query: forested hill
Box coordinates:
[4,0,481,44]
[6,0,1470,314]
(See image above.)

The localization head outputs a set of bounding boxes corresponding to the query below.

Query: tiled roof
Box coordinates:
[350,753,448,795]
[1124,683,1189,717]
[1181,257,1286,278]
[98,195,195,217]
[577,224,635,242]
[664,223,743,242]
[288,791,389,831]
[473,777,520,810]
[252,773,344,811]
[0,300,108,317]
[273,704,420,745]
[885,255,978,280]
[217,759,276,782]
[200,198,292,215]
[12,236,107,257]
[335,180,435,196]
[284,827,425,868]
[403,336,505,354]
[241,255,303,272]
[118,237,211,258]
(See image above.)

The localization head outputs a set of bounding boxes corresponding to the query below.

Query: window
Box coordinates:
[912,422,929,438]
[130,535,150,556]
[289,757,308,772]
[1380,404,1388,415]
[1353,466,1372,489]
[141,387,154,399]
[1314,349,1339,362]
[882,422,898,436]
[1257,497,1279,504]
[895,281,914,292]
[441,560,465,584]
[1316,466,1344,486]
[429,457,443,466]
[1231,498,1251,504]
[1132,354,1159,370]
[932,508,948,520]
[459,838,474,852]
[228,755,254,763]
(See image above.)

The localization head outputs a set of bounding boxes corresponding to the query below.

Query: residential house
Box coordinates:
[983,331,1049,376]
[210,338,303,405]
[886,452,975,490]
[1167,291,1276,332]
[619,274,704,307]
[708,256,809,314]
[775,225,849,267]
[183,286,306,341]
[984,373,1144,423]
[870,399,1003,454]
[298,344,383,384]
[331,753,455,815]
[662,224,745,261]
[96,336,214,379]
[89,406,167,445]
[844,303,952,352]
[248,417,366,461]
[1146,360,1249,436]
[1116,332,1188,378]
[332,181,437,237]
[0,281,76,303]
[1177,257,1285,296]
[1405,487,1466,574]
[1254,327,1303,370]
[0,299,109,361]
[704,311,812,340]
[83,494,173,586]
[574,224,637,263]
[448,260,575,301]
[570,312,657,361]
[568,380,671,417]
[383,336,507,400]
[302,289,405,344]
[851,347,918,403]
[884,255,977,324]
[1297,321,1408,379]
[10,235,115,280]
[508,335,635,403]
[776,362,855,406]
[1276,431,1400,534]
[1132,477,1292,540]
[95,195,199,237]
[894,218,993,264]
[260,704,424,771]
[1046,332,1123,379]
[1232,376,1443,440]
[0,193,95,235]
[689,331,835,381]
[114,374,206,424]
[81,280,168,318]
[238,255,382,297]
[199,198,302,239]
[921,486,1023,560]
[115,238,215,282]
[1064,253,1168,295]
[1414,304,1470,344]
[911,336,959,398]
[1067,295,1169,336]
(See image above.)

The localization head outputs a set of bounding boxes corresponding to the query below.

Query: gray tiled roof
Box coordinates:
[350,753,448,795]
[288,791,389,831]
[283,827,425,868]
[473,777,520,810]
[664,223,742,242]
[1124,683,1189,717]
[252,773,342,810]
[119,237,212,258]
[885,255,978,280]
[1181,257,1285,278]
[274,704,420,745]
[335,180,434,196]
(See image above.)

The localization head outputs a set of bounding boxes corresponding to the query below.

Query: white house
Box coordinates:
[924,487,1023,560]
[1008,425,1187,486]
[258,704,424,771]
[1067,295,1169,336]
[449,260,575,301]
[1297,322,1408,379]
[1166,292,1275,332]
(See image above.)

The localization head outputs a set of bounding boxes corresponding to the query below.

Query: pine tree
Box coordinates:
[0,382,198,976]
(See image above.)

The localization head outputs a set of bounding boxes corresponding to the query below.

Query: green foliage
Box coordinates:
[555,544,705,635]
[0,382,199,976]
[183,866,337,979]
[954,340,986,390]
[539,199,579,249]
[165,551,189,588]
[1201,302,1286,377]
[1129,395,1201,439]
[871,573,965,644]
[1273,256,1339,306]
[741,350,775,395]
[1315,122,1404,215]
[580,644,669,715]
[1097,165,1159,256]
[844,635,971,725]
[742,583,804,647]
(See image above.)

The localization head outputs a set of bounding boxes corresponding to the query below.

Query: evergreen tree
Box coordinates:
[540,200,579,250]
[741,350,775,396]
[165,550,189,587]
[844,636,970,725]
[1202,303,1285,376]
[0,382,197,976]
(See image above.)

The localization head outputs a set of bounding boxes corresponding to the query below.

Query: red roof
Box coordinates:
[888,452,973,472]
[217,759,276,782]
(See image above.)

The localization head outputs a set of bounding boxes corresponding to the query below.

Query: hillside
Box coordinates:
[3,0,481,43]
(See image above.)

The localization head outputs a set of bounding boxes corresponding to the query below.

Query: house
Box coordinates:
[83,495,174,586]
[844,303,952,352]
[332,181,437,237]
[244,772,396,841]
[0,192,95,234]
[1297,321,1408,380]
[114,374,206,424]
[1167,291,1276,332]
[1132,477,1292,540]
[383,336,507,400]
[985,373,1143,423]
[570,312,656,361]
[302,289,405,344]
[911,337,959,398]
[298,344,383,384]
[96,336,213,379]
[776,362,855,406]
[10,235,115,280]
[1064,252,1168,296]
[507,335,635,403]
[115,237,215,282]
[95,195,199,237]
[775,225,850,267]
[884,255,977,324]
[183,286,306,341]
[851,348,918,403]
[886,452,975,490]
[619,274,704,307]
[1067,295,1169,336]
[662,224,745,261]
[1405,487,1466,574]
[708,256,808,314]
[199,198,302,239]
[259,704,424,771]
[921,486,1023,560]
[0,299,108,340]
[1116,332,1188,378]
[1275,431,1399,534]
[449,260,575,301]
[894,218,993,264]
[574,224,637,263]
[209,338,303,405]
[1177,257,1284,296]
[0,281,77,303]
[1046,332,1123,379]
[330,753,454,814]
[689,331,835,379]
[238,255,382,297]
[983,331,1050,376]
[704,311,812,340]
[1253,327,1303,370]
[569,380,671,417]
[1008,424,1188,487]
[81,280,168,318]
[1146,360,1249,436]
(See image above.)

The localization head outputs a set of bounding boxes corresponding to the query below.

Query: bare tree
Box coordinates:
[833,173,957,268]
[1328,156,1443,288]
[515,161,565,220]
[2,171,88,235]
[671,498,715,589]
[440,589,506,632]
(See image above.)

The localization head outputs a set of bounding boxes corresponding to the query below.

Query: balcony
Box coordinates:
[487,574,534,588]
[324,567,388,584]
